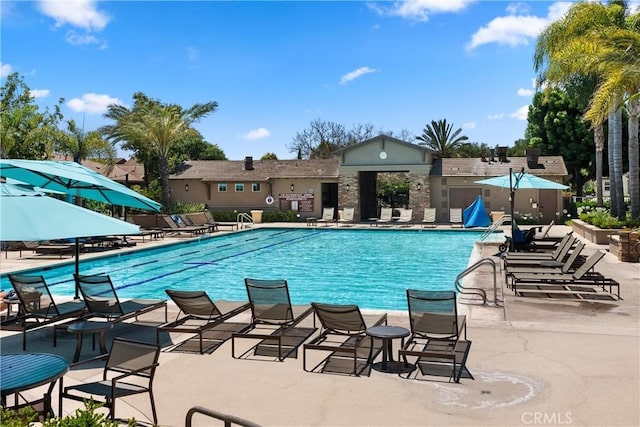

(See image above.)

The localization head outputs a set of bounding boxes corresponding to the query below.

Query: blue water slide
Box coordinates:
[463,195,491,228]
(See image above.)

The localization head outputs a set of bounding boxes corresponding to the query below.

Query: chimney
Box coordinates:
[489,148,495,162]
[526,149,540,167]
[244,156,254,171]
[497,146,508,163]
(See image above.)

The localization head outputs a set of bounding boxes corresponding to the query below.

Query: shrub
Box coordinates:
[1,400,134,427]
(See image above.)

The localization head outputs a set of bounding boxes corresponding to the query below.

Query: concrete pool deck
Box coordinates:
[1,223,638,426]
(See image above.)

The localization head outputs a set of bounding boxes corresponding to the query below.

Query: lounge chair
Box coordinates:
[421,208,437,228]
[231,278,316,361]
[398,290,473,383]
[185,212,219,232]
[395,209,413,227]
[3,274,86,350]
[159,215,208,236]
[371,207,393,227]
[502,233,575,262]
[303,302,387,376]
[59,337,160,424]
[337,207,355,227]
[317,207,336,226]
[158,290,251,354]
[74,274,167,323]
[505,242,586,278]
[449,208,463,228]
[204,210,238,231]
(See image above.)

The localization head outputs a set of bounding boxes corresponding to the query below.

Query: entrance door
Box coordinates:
[449,188,482,209]
[359,172,378,219]
[538,189,558,224]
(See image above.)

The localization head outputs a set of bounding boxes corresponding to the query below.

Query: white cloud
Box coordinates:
[243,128,271,140]
[339,66,378,85]
[463,122,476,129]
[510,105,530,120]
[369,0,475,22]
[629,1,640,13]
[67,93,122,114]
[0,62,12,78]
[37,0,110,31]
[30,89,50,98]
[487,113,505,120]
[65,32,100,46]
[466,2,573,50]
[517,88,534,97]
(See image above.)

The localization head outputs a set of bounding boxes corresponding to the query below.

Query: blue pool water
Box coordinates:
[2,228,484,311]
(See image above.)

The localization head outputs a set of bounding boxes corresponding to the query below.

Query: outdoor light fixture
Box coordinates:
[290,184,295,192]
[346,183,350,192]
[185,184,189,192]
[417,183,422,191]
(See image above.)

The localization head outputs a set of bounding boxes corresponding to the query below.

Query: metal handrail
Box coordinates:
[236,212,254,229]
[455,257,501,306]
[480,214,510,241]
[185,406,261,427]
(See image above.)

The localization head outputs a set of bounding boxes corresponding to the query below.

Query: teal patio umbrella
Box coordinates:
[475,168,569,251]
[1,182,142,297]
[0,159,161,212]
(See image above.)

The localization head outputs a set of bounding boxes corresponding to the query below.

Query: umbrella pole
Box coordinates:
[74,237,80,299]
[509,168,515,252]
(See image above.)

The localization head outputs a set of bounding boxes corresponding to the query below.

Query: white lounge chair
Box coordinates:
[396,209,413,227]
[317,208,335,226]
[371,208,393,227]
[449,208,463,228]
[421,208,437,228]
[338,207,355,227]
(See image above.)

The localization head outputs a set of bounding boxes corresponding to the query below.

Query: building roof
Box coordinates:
[50,154,146,184]
[336,134,438,157]
[431,156,568,178]
[170,158,341,182]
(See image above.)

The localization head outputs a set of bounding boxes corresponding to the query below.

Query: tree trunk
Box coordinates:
[608,111,618,217]
[158,155,171,213]
[594,124,605,207]
[611,107,625,220]
[628,98,639,220]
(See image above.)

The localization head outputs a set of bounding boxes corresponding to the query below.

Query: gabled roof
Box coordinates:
[170,159,340,182]
[431,156,568,178]
[337,134,438,156]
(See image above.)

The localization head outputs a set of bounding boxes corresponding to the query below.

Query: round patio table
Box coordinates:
[366,325,410,372]
[67,321,112,362]
[1,353,69,416]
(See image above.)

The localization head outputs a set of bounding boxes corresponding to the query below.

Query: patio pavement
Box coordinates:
[1,223,638,426]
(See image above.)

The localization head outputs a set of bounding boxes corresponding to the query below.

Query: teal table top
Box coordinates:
[0,353,69,396]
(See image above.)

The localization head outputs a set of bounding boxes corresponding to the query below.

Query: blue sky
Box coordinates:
[3,1,639,161]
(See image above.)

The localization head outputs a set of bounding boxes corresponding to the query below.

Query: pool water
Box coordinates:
[2,228,485,311]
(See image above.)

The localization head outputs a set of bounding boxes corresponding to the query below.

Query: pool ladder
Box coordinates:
[236,212,254,229]
[186,406,260,427]
[455,258,502,307]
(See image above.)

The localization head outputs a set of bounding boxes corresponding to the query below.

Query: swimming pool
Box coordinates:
[2,228,486,311]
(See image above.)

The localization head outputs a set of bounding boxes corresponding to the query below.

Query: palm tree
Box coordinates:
[101,93,218,210]
[58,119,116,167]
[416,119,468,157]
[534,1,629,215]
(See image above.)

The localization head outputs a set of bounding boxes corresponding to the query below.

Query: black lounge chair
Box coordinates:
[2,274,86,350]
[74,274,167,323]
[60,337,161,424]
[399,290,473,383]
[231,278,316,361]
[303,302,387,376]
[158,289,251,354]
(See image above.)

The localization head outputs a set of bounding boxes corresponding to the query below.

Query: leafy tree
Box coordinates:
[457,141,492,158]
[0,72,66,159]
[55,119,116,166]
[526,88,594,195]
[415,119,468,157]
[101,92,218,210]
[261,152,278,160]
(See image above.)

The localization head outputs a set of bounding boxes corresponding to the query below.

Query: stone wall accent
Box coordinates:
[610,231,639,263]
[572,219,623,245]
[338,175,359,218]
[407,172,430,221]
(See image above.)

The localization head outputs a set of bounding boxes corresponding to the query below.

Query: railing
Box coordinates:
[185,406,261,427]
[480,214,511,242]
[455,257,501,306]
[236,212,254,229]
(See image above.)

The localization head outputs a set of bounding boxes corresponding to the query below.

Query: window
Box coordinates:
[252,183,261,192]
[235,183,244,192]
[218,183,227,192]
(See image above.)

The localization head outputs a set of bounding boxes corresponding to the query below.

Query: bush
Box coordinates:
[1,400,135,427]
[169,201,205,214]
[210,210,300,222]
[578,206,625,229]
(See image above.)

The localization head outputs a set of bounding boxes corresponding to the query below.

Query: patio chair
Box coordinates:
[396,209,413,227]
[398,289,473,383]
[421,208,437,228]
[59,337,160,424]
[371,207,393,227]
[505,242,586,278]
[303,302,387,376]
[160,215,208,236]
[4,274,87,350]
[502,233,575,262]
[231,278,316,361]
[158,289,251,354]
[74,274,167,323]
[449,208,463,228]
[509,250,608,287]
[337,207,355,227]
[317,207,336,226]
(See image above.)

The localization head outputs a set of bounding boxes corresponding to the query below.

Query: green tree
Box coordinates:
[0,72,66,159]
[415,119,468,157]
[56,119,116,166]
[101,92,218,210]
[261,152,278,160]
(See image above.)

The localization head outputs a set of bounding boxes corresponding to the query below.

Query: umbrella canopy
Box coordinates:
[474,172,569,190]
[0,159,161,212]
[1,182,141,241]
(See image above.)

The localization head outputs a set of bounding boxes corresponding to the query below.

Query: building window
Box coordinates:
[235,183,244,192]
[252,183,261,192]
[218,183,227,192]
